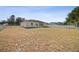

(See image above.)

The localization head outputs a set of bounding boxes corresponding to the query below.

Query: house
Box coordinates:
[20,20,48,28]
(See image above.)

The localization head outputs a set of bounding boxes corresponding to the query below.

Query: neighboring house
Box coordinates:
[20,20,48,28]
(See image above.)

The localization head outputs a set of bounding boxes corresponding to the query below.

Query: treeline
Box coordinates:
[0,15,25,25]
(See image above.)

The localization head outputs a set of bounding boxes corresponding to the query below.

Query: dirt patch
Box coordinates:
[0,26,79,52]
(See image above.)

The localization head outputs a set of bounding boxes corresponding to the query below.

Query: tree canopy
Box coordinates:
[16,17,25,25]
[65,7,79,26]
[7,15,15,25]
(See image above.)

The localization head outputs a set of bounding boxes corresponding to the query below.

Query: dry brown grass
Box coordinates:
[0,26,79,52]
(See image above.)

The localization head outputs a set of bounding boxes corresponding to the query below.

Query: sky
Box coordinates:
[0,6,76,22]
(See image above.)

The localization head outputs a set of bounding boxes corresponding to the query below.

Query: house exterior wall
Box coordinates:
[20,21,40,28]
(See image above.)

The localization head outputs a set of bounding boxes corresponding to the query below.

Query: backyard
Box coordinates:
[0,26,79,52]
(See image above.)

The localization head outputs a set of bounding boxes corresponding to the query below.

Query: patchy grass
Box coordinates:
[0,26,79,52]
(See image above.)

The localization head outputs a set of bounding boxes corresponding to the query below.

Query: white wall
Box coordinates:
[20,21,40,28]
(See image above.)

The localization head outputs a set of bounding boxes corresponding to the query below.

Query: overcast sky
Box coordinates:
[0,6,75,22]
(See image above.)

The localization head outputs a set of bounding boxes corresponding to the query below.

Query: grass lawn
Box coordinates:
[0,26,79,52]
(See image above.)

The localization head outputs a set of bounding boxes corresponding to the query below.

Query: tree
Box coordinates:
[15,17,25,25]
[7,15,15,25]
[0,20,7,24]
[16,17,22,25]
[65,7,79,26]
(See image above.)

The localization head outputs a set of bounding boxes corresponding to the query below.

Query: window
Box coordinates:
[31,23,33,26]
[36,23,38,26]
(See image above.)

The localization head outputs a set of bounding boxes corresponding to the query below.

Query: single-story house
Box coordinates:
[20,20,48,28]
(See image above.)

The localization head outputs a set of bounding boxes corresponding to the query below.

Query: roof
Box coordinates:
[22,19,48,24]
